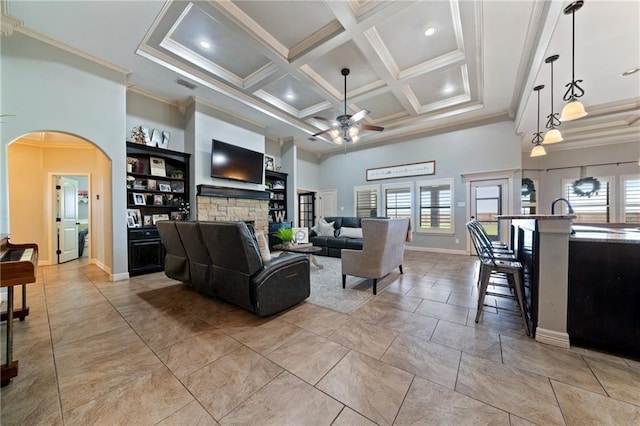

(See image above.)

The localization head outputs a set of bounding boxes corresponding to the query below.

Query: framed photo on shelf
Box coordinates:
[152,213,170,225]
[170,211,184,221]
[153,194,164,205]
[293,227,309,244]
[147,179,157,190]
[170,181,184,193]
[133,193,146,205]
[265,155,275,171]
[150,156,166,176]
[158,183,171,192]
[143,215,153,226]
[127,209,142,228]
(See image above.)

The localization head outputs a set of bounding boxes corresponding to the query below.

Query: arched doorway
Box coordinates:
[7,132,112,267]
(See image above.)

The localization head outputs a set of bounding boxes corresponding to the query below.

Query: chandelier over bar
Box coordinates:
[531,85,547,157]
[543,54,563,144]
[560,0,587,122]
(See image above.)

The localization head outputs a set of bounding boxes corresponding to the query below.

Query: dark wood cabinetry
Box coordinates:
[126,142,190,276]
[265,170,288,223]
[265,170,290,249]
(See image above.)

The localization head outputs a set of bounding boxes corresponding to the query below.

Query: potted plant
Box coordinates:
[274,227,295,247]
[168,169,184,179]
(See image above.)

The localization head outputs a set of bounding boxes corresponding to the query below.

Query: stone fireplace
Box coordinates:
[196,185,269,233]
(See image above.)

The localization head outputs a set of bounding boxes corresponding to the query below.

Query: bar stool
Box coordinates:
[467,222,530,336]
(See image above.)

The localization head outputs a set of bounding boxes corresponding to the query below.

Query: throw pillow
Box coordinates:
[340,227,363,239]
[255,231,271,262]
[317,221,335,237]
[311,217,329,236]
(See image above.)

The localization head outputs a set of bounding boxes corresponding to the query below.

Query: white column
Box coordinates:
[535,217,573,348]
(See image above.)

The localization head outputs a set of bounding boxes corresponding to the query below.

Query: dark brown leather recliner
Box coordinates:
[198,221,310,316]
[175,221,214,297]
[156,221,190,283]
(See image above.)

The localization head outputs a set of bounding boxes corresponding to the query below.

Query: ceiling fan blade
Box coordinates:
[350,109,369,123]
[311,128,332,137]
[360,124,384,132]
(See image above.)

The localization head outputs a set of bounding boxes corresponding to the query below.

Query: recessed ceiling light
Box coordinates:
[622,67,640,76]
[285,92,295,100]
[424,27,436,37]
[199,40,211,49]
[443,85,454,94]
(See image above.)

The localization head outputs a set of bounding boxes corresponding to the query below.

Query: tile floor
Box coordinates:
[1,251,639,425]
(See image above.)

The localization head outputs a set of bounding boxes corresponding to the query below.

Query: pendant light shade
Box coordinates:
[530,85,547,157]
[561,1,587,122]
[531,144,547,157]
[543,54,563,144]
[560,100,588,121]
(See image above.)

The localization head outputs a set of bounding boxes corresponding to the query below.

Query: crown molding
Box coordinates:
[126,86,179,108]
[8,23,130,76]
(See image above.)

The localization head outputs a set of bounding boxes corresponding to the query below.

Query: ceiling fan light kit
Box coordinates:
[560,0,588,122]
[312,68,384,145]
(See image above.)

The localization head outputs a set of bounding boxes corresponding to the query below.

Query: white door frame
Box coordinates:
[462,169,519,254]
[49,173,91,264]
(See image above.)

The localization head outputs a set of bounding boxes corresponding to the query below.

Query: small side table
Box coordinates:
[273,244,323,269]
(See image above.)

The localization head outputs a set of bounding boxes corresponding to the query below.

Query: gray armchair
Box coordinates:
[341,218,410,295]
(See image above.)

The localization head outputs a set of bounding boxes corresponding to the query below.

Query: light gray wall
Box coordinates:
[523,141,640,217]
[318,121,522,251]
[281,140,297,224]
[126,92,185,152]
[192,102,265,192]
[265,139,281,168]
[1,32,127,277]
[296,148,321,191]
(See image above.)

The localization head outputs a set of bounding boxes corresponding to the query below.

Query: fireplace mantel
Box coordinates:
[197,185,269,200]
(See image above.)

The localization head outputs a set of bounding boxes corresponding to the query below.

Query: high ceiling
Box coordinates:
[3,1,639,156]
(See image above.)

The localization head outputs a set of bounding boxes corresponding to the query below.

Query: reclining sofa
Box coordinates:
[157,221,310,316]
[310,216,392,258]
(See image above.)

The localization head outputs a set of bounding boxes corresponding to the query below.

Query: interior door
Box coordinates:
[58,176,79,263]
[318,189,337,220]
[470,179,509,243]
[298,192,315,227]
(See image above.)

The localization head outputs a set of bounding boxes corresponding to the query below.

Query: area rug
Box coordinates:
[305,256,376,314]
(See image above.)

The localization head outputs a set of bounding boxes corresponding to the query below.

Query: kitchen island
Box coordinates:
[568,225,640,358]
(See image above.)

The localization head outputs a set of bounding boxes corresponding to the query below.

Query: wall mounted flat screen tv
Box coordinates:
[211,139,264,184]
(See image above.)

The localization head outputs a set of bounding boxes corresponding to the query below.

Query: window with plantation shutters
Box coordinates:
[354,185,379,218]
[384,185,412,219]
[623,176,640,223]
[563,177,611,223]
[417,179,453,233]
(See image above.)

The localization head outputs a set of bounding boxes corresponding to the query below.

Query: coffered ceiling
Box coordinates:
[3,1,639,156]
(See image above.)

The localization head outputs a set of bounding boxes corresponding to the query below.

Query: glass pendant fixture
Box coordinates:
[530,85,547,157]
[560,1,587,122]
[543,55,563,144]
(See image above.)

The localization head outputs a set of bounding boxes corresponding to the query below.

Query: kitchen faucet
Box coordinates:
[551,197,575,215]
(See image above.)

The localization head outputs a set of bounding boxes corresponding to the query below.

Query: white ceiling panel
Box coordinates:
[409,67,467,106]
[166,4,271,80]
[375,1,459,71]
[258,74,328,112]
[234,1,338,50]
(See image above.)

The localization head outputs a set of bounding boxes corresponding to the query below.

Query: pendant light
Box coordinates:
[560,0,587,121]
[543,55,563,144]
[530,85,547,157]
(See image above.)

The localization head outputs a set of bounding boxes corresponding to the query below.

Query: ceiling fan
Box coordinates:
[312,68,384,144]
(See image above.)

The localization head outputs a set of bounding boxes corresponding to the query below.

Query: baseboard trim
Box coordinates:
[535,327,570,349]
[111,272,129,282]
[405,246,467,255]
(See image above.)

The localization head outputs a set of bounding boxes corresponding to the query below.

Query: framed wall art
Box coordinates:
[366,161,435,181]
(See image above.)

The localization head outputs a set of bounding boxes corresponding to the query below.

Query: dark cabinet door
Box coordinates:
[128,239,164,276]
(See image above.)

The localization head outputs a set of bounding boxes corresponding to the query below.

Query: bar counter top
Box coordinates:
[570,225,640,244]
[497,214,576,220]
